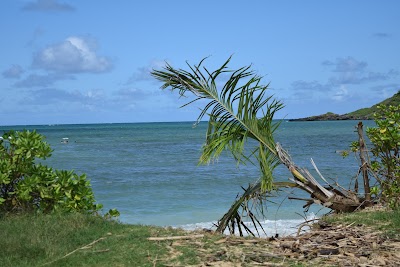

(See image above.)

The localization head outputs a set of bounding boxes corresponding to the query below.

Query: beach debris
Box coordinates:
[159,223,400,266]
[42,237,107,266]
[147,234,204,241]
[269,221,400,266]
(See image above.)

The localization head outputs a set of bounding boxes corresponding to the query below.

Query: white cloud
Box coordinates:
[115,88,148,100]
[22,0,75,12]
[370,84,400,98]
[27,28,45,46]
[331,85,349,101]
[128,60,167,83]
[290,80,332,92]
[323,57,398,85]
[328,69,397,85]
[111,86,181,112]
[25,88,106,109]
[2,65,24,79]
[286,80,332,102]
[373,32,392,39]
[33,36,112,73]
[322,57,367,73]
[15,73,75,88]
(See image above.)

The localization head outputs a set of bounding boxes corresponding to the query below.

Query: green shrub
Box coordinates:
[366,105,400,208]
[0,130,103,214]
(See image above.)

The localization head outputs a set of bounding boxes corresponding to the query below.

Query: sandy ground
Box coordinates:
[158,220,400,267]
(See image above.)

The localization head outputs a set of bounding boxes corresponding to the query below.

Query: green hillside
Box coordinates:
[290,90,400,121]
[346,90,400,119]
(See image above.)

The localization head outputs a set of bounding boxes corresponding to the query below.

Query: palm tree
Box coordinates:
[152,57,367,236]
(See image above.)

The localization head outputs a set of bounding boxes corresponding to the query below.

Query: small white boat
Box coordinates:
[61,137,69,144]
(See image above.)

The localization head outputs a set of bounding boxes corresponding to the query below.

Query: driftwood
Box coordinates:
[147,234,204,241]
[42,237,107,266]
[160,223,400,266]
[276,122,375,213]
[272,220,400,266]
[276,142,367,213]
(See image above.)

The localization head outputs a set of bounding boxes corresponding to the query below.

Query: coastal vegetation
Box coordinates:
[290,90,400,121]
[349,90,400,119]
[365,104,400,208]
[152,56,400,235]
[0,130,118,217]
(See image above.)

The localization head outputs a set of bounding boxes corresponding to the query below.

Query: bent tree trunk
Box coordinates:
[216,142,369,236]
[276,143,364,213]
[275,123,373,214]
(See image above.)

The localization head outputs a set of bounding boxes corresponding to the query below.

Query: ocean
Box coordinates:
[0,120,375,236]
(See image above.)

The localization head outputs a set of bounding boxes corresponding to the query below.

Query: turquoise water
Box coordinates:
[0,120,375,235]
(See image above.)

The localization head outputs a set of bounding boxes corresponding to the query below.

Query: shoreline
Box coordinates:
[173,213,318,238]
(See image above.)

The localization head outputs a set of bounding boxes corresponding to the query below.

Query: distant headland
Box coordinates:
[289,91,400,121]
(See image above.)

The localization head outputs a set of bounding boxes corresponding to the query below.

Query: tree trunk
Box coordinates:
[216,142,370,236]
[276,143,364,213]
[357,122,371,203]
[216,132,375,236]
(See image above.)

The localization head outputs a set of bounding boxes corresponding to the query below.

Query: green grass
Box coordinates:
[0,213,193,267]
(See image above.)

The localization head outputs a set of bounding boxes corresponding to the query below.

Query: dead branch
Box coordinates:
[42,237,106,266]
[147,234,204,241]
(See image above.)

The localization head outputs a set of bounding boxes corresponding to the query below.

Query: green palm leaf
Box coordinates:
[152,56,289,235]
[152,56,283,192]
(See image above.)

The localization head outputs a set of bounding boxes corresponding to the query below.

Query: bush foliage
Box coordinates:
[0,130,103,214]
[366,105,400,208]
[343,104,400,209]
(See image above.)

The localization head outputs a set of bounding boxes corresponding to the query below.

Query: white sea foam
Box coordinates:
[175,213,318,237]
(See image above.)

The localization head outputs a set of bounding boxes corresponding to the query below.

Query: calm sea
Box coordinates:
[0,120,375,236]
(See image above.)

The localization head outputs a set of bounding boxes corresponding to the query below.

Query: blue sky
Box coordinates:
[1,0,399,125]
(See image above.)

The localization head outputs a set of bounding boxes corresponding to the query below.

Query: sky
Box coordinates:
[1,0,399,125]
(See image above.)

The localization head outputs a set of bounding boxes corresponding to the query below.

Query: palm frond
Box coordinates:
[153,57,369,236]
[152,56,283,192]
[152,56,284,235]
[216,180,298,235]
